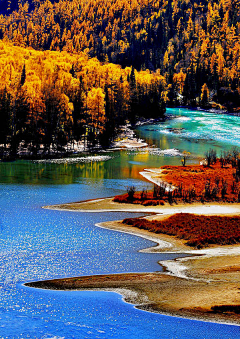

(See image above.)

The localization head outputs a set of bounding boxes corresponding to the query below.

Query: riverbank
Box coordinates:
[114,160,240,206]
[0,122,150,162]
[40,197,240,324]
[26,216,240,325]
[25,273,240,325]
[44,196,240,214]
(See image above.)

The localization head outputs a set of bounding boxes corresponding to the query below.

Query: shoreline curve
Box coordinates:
[25,214,240,326]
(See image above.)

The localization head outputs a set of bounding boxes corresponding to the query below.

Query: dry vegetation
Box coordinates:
[123,213,240,248]
[114,151,240,205]
[116,152,240,249]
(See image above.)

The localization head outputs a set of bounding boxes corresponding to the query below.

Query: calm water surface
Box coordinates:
[0,108,239,338]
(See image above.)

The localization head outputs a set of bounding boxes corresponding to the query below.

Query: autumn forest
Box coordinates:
[0,0,239,158]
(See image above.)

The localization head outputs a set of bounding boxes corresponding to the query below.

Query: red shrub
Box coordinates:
[122,213,240,248]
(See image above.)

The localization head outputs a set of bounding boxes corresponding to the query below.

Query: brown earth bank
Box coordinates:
[25,216,240,325]
[25,270,240,325]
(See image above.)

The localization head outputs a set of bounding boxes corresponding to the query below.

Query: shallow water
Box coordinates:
[137,108,240,157]
[0,108,240,338]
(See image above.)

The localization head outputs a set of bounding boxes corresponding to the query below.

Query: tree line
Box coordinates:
[0,41,166,158]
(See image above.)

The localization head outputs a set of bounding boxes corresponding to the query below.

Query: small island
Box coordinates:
[29,153,240,325]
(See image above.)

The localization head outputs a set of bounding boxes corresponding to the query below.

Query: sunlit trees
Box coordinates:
[84,87,106,147]
[0,0,239,108]
[0,0,239,111]
[200,83,210,108]
[0,41,167,157]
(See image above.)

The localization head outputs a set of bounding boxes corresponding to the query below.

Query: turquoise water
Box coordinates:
[137,108,240,157]
[0,108,240,338]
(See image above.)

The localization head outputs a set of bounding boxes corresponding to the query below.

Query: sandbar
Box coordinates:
[43,196,240,215]
[28,208,240,325]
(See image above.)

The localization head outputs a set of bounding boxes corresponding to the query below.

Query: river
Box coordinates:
[0,108,239,338]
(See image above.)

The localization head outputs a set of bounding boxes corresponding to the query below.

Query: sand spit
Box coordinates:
[43,195,240,216]
[139,169,166,187]
[26,215,240,325]
[96,221,173,252]
[97,219,240,282]
[25,263,240,325]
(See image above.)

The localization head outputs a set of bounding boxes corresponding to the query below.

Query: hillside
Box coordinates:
[0,0,240,110]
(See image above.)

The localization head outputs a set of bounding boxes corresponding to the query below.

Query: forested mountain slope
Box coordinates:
[0,0,240,109]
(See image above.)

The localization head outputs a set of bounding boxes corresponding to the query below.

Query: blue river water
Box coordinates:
[0,108,240,338]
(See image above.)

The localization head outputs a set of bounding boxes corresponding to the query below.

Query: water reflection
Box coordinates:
[1,108,239,186]
[0,152,182,185]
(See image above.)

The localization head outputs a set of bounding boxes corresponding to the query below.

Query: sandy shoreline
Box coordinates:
[139,168,168,187]
[37,196,240,325]
[43,195,240,215]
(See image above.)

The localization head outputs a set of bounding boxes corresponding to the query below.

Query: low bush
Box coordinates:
[123,213,240,248]
[114,159,240,206]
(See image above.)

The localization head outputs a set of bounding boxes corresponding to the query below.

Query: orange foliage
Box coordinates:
[0,41,166,152]
[114,160,240,204]
[1,0,240,110]
[162,160,238,201]
[123,213,240,248]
